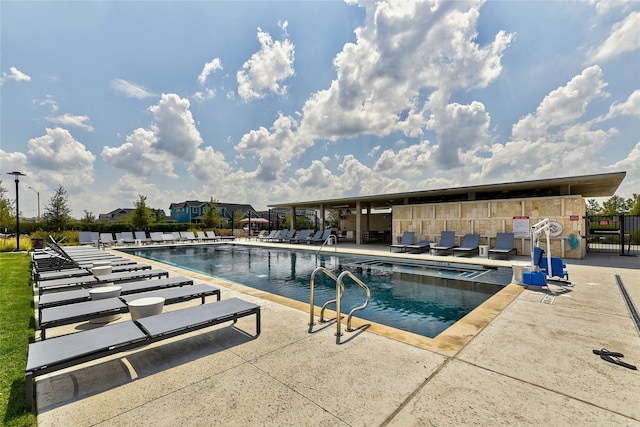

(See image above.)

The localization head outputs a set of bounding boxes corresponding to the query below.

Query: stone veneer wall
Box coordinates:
[391,195,586,259]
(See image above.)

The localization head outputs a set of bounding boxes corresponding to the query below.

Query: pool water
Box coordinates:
[124,244,511,338]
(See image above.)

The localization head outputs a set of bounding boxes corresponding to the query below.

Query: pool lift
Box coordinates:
[308,267,371,339]
[523,218,570,286]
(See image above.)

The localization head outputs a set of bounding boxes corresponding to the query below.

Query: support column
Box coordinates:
[319,204,325,230]
[356,201,362,245]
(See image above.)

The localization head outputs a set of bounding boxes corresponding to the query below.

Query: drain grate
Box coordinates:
[541,294,555,304]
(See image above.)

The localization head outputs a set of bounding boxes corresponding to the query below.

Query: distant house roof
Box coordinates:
[268,172,626,210]
[168,201,257,217]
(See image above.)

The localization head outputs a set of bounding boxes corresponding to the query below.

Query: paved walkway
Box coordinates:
[34,243,639,426]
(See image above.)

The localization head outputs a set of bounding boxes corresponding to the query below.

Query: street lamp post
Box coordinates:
[28,186,40,220]
[7,171,27,251]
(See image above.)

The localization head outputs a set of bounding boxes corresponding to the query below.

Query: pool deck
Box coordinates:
[34,242,640,426]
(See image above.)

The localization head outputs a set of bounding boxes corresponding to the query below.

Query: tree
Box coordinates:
[82,210,96,223]
[0,180,14,232]
[327,210,340,229]
[601,195,629,216]
[586,199,601,216]
[42,185,72,230]
[201,198,221,229]
[130,195,153,229]
[232,208,244,229]
[627,193,640,216]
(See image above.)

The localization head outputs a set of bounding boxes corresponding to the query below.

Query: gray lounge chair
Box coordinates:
[78,231,93,245]
[134,231,151,244]
[39,284,221,339]
[390,232,415,252]
[38,269,170,295]
[430,231,456,255]
[26,297,261,411]
[453,234,481,257]
[99,233,115,247]
[310,229,332,244]
[488,233,517,259]
[289,229,313,243]
[404,240,431,253]
[121,231,136,244]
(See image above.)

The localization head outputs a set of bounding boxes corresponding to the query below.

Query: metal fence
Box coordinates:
[586,214,640,256]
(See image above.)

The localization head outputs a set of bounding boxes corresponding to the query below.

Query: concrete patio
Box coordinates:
[33,242,639,426]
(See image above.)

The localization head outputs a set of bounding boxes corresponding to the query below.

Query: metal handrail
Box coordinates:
[335,270,370,336]
[308,266,371,338]
[315,234,337,256]
[309,267,339,326]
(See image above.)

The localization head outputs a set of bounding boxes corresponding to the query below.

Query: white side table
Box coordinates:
[89,286,122,322]
[128,297,165,320]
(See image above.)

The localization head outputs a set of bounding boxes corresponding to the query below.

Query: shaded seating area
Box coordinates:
[26,297,261,411]
[430,231,456,255]
[488,232,517,259]
[390,232,415,252]
[453,234,481,257]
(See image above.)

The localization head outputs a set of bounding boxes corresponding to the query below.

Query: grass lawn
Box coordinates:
[0,253,37,427]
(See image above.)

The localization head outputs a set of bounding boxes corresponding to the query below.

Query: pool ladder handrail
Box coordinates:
[315,234,337,256]
[309,267,371,337]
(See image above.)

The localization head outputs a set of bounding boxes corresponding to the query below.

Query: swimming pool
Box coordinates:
[123,244,512,338]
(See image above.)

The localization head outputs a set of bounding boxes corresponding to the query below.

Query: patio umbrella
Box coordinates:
[240,218,269,224]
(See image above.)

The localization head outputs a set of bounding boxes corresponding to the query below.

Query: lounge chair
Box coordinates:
[306,230,323,243]
[78,231,93,245]
[430,231,456,255]
[99,233,114,247]
[310,229,332,244]
[252,230,268,240]
[38,276,194,313]
[404,240,431,253]
[25,297,261,411]
[259,230,278,241]
[488,233,516,259]
[390,232,415,252]
[39,283,221,339]
[35,262,152,282]
[289,229,312,243]
[453,234,481,257]
[121,231,136,245]
[134,231,151,244]
[180,231,198,242]
[38,269,170,295]
[150,232,165,243]
[205,231,222,241]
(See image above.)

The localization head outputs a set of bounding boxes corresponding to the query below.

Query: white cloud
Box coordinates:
[103,94,230,185]
[237,24,295,101]
[45,113,94,132]
[149,94,203,162]
[479,67,615,183]
[110,78,155,99]
[512,66,608,140]
[193,88,216,102]
[197,58,223,85]
[608,90,640,116]
[299,0,512,141]
[589,11,640,62]
[1,66,31,84]
[606,141,640,196]
[427,101,491,168]
[26,127,95,190]
[235,113,312,182]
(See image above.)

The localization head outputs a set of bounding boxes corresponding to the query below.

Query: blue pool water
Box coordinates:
[123,244,512,338]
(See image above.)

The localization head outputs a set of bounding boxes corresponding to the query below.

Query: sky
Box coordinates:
[1,0,639,219]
